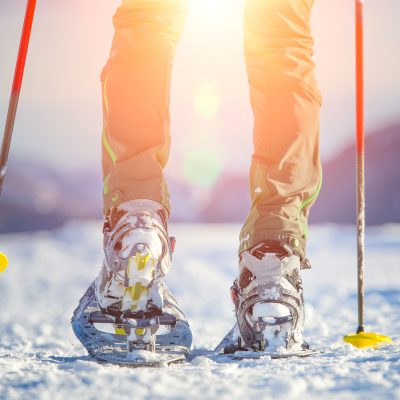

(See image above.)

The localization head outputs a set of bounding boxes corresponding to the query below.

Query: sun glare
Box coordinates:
[193,82,221,120]
[182,146,224,188]
[188,0,231,17]
[187,0,240,27]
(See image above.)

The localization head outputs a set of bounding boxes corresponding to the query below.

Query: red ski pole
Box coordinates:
[355,0,366,335]
[343,0,391,348]
[0,0,37,197]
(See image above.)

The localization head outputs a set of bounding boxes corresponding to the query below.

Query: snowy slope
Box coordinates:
[0,223,399,400]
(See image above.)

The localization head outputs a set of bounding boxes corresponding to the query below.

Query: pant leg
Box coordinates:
[101,0,187,215]
[240,0,322,260]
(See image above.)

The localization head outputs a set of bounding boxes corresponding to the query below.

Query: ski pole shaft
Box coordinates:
[0,0,37,198]
[355,0,365,334]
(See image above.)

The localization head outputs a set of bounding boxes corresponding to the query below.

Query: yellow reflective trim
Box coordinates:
[102,77,117,165]
[102,128,117,165]
[299,218,309,239]
[300,173,322,211]
[298,172,322,239]
[103,174,110,195]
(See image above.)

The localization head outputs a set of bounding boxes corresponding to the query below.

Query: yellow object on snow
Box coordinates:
[343,331,392,348]
[0,252,8,272]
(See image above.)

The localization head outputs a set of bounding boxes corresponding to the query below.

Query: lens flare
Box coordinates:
[182,146,224,188]
[193,82,221,120]
[188,0,232,21]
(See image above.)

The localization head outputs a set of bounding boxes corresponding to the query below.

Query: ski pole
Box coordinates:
[343,0,391,348]
[0,0,37,198]
[355,0,365,335]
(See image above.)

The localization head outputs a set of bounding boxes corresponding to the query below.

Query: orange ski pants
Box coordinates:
[101,0,322,259]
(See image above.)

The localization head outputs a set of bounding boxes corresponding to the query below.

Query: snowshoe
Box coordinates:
[71,282,192,367]
[216,241,313,359]
[71,199,192,367]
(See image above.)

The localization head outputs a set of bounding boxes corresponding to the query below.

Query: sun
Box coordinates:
[187,0,240,23]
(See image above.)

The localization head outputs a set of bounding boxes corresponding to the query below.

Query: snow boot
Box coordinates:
[231,241,308,352]
[96,199,175,317]
[72,199,192,366]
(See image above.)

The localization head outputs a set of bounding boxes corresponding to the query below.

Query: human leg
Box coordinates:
[91,1,191,354]
[232,0,321,351]
[101,0,187,215]
[240,0,322,260]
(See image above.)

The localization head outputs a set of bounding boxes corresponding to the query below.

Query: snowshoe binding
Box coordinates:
[215,241,316,359]
[71,200,192,367]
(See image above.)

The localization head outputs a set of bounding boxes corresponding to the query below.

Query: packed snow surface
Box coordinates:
[0,222,399,400]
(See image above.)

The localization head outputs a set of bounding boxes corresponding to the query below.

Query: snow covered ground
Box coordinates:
[0,222,399,400]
